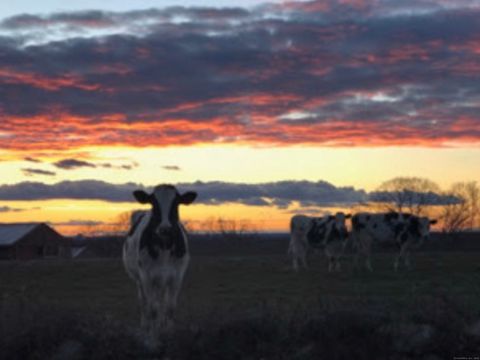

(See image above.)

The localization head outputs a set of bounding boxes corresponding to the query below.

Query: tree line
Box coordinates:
[369,177,479,233]
[78,177,479,236]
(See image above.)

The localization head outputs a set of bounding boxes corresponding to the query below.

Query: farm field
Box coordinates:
[1,240,480,359]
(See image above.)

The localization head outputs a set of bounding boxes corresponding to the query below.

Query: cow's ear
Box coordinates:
[179,191,197,205]
[429,219,438,225]
[345,214,352,219]
[133,190,151,204]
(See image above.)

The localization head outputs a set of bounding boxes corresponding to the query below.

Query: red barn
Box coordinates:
[0,223,70,260]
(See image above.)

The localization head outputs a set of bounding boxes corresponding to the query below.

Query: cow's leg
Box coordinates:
[141,290,157,348]
[335,242,345,272]
[394,243,407,272]
[325,247,334,272]
[394,252,400,272]
[404,249,412,269]
[352,236,360,270]
[290,236,307,271]
[137,282,148,331]
[164,276,181,330]
[300,244,308,270]
[365,256,373,272]
[357,235,372,272]
[292,256,299,272]
[351,233,364,271]
[288,237,300,272]
[404,241,413,270]
[328,257,334,272]
[335,255,341,272]
[142,277,167,348]
[365,237,373,272]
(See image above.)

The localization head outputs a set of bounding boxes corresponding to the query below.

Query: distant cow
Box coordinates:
[351,212,437,271]
[123,184,197,347]
[289,213,351,272]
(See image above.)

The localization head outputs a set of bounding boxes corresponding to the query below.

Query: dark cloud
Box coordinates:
[100,162,137,170]
[368,190,460,206]
[0,179,462,209]
[50,220,108,227]
[0,179,366,208]
[177,180,366,207]
[53,159,97,170]
[162,165,181,171]
[0,180,140,202]
[22,168,56,176]
[0,205,23,212]
[24,156,42,163]
[0,1,479,148]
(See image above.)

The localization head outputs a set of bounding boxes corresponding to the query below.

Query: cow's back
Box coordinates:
[352,212,399,242]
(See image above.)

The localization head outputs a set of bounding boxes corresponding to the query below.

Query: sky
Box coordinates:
[0,0,479,234]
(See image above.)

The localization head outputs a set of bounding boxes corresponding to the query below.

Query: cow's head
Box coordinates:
[417,216,437,241]
[133,185,197,238]
[291,215,313,235]
[333,212,351,239]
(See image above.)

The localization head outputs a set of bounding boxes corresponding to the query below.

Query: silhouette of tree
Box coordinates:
[194,216,258,240]
[441,181,480,233]
[370,177,441,215]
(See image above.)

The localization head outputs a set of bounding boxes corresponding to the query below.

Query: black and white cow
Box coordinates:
[123,184,197,347]
[351,212,437,271]
[289,212,351,272]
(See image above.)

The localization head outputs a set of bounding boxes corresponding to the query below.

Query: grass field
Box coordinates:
[1,245,480,359]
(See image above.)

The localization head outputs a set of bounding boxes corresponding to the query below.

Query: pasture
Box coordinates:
[1,237,480,359]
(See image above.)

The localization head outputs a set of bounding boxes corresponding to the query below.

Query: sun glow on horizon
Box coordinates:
[0,143,479,235]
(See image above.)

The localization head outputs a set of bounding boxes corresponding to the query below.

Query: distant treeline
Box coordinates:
[69,232,480,259]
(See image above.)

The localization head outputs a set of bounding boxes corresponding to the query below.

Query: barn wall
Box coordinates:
[0,247,14,260]
[14,224,70,260]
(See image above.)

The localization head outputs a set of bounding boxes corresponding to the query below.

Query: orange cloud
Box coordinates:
[0,68,100,91]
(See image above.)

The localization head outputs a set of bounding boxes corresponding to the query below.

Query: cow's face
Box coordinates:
[418,217,437,241]
[133,185,197,238]
[334,212,351,238]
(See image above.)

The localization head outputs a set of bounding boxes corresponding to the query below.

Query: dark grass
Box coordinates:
[1,251,480,358]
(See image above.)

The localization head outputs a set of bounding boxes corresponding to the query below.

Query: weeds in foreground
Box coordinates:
[1,291,479,360]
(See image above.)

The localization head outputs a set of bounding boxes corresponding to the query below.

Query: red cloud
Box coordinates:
[1,107,479,151]
[0,68,100,91]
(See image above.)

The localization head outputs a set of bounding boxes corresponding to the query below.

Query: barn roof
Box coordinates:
[0,223,41,246]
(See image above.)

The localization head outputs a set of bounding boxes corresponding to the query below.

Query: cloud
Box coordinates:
[100,161,138,170]
[22,168,56,176]
[0,1,478,149]
[0,178,462,209]
[368,190,460,206]
[162,165,181,171]
[0,179,367,208]
[24,156,42,163]
[0,180,139,202]
[53,159,97,170]
[50,220,108,227]
[0,205,24,212]
[178,180,367,208]
[50,158,138,170]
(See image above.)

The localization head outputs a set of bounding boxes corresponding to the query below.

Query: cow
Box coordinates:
[351,212,437,271]
[123,184,197,347]
[288,212,351,272]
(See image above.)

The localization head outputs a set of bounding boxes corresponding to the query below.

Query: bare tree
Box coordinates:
[370,177,441,215]
[195,216,258,240]
[441,181,480,233]
[110,211,133,235]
